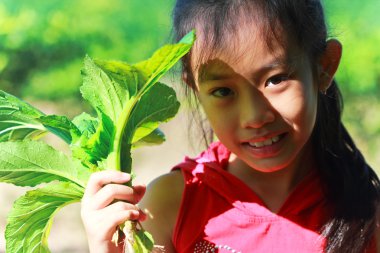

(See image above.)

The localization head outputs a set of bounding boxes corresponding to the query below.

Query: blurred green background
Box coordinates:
[0,0,378,169]
[0,0,379,252]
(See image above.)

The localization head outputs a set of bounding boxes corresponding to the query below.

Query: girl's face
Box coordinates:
[194,28,320,173]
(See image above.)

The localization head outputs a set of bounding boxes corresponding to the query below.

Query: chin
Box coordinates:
[243,156,295,173]
[251,164,287,173]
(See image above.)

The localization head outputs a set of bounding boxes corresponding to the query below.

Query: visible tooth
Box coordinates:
[255,142,264,147]
[249,137,279,148]
[272,135,280,143]
[263,139,273,146]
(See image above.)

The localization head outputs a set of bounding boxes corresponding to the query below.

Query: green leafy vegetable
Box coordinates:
[132,230,155,253]
[0,140,90,187]
[0,91,46,141]
[0,91,81,143]
[5,182,83,253]
[0,30,195,252]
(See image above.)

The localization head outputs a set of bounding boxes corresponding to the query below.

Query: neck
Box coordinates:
[228,143,315,213]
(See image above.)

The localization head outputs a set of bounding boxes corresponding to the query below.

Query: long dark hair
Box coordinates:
[172,0,380,252]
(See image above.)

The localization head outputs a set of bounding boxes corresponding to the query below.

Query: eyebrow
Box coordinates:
[253,59,295,77]
[198,57,297,83]
[199,69,233,82]
[198,63,234,83]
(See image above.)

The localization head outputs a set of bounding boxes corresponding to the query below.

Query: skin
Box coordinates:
[81,22,344,252]
[196,43,319,211]
[81,171,147,253]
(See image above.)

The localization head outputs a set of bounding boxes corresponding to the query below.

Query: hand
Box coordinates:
[81,170,146,253]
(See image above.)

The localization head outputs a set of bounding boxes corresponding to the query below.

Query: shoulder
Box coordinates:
[139,170,184,249]
[143,170,184,212]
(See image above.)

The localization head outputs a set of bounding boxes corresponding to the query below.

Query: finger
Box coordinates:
[102,210,141,240]
[132,184,146,203]
[137,208,147,222]
[83,201,139,228]
[87,205,141,241]
[103,201,139,214]
[81,202,147,241]
[106,201,147,222]
[90,184,146,209]
[104,202,147,222]
[100,202,141,229]
[84,170,131,197]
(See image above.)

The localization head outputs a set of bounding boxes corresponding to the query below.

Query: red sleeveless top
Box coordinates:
[172,142,333,253]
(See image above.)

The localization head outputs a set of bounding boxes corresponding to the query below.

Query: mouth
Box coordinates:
[245,133,287,148]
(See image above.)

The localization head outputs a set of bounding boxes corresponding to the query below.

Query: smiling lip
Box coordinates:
[243,133,287,158]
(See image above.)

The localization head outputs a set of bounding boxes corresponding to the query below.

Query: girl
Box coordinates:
[81,0,380,252]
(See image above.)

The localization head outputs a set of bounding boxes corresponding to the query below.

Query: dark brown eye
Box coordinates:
[266,74,289,87]
[211,87,234,97]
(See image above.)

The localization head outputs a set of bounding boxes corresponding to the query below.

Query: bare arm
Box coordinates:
[139,170,184,253]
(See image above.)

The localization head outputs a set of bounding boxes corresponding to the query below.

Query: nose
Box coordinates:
[240,91,275,129]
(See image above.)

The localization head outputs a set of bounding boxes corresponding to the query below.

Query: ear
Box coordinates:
[318,39,342,92]
[182,71,189,83]
[182,71,198,91]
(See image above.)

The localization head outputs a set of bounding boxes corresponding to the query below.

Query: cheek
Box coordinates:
[271,84,318,133]
[203,106,235,131]
[199,98,220,128]
[199,99,237,137]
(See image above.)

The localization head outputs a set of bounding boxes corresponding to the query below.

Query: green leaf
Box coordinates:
[121,221,155,253]
[111,31,195,173]
[80,56,138,122]
[132,128,165,148]
[134,30,196,96]
[0,90,47,141]
[0,140,90,187]
[133,230,155,253]
[129,83,179,143]
[0,90,81,144]
[71,112,114,168]
[72,112,98,139]
[94,58,143,92]
[38,115,80,144]
[5,182,84,253]
[118,82,180,171]
[76,31,194,173]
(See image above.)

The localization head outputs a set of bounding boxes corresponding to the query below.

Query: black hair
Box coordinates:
[172,0,380,252]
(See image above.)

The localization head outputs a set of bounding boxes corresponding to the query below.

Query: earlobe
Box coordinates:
[182,72,198,91]
[182,72,189,84]
[318,39,342,93]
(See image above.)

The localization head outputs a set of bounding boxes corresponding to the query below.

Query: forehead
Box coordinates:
[191,20,304,81]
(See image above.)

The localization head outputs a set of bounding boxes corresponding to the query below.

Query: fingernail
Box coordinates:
[134,184,146,190]
[132,210,140,217]
[122,173,131,180]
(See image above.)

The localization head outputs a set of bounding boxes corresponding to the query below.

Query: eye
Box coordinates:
[265,74,290,87]
[211,87,234,97]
